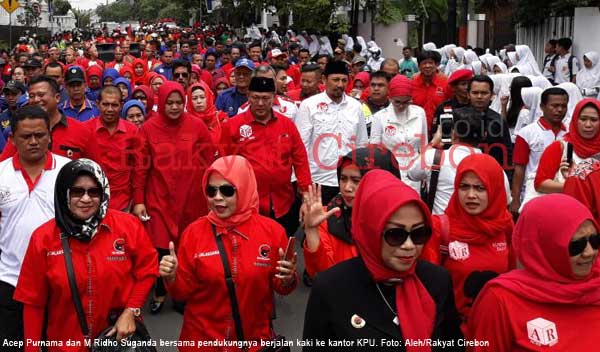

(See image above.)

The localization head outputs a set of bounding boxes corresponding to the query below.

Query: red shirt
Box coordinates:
[220,109,312,217]
[84,118,141,211]
[76,57,105,69]
[470,285,600,351]
[14,210,158,352]
[533,140,563,189]
[133,114,216,248]
[167,216,297,352]
[0,115,91,162]
[286,64,301,87]
[564,159,600,223]
[411,74,448,129]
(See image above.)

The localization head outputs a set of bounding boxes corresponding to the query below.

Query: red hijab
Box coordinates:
[157,81,186,126]
[119,65,135,82]
[187,81,217,122]
[352,170,435,352]
[565,98,600,158]
[132,58,149,86]
[85,65,103,89]
[445,154,513,244]
[481,194,600,305]
[132,85,155,118]
[202,156,259,229]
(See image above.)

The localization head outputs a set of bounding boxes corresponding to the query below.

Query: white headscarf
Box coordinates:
[490,73,515,113]
[557,82,584,127]
[342,34,354,52]
[356,36,368,57]
[298,34,309,50]
[479,54,494,72]
[494,62,509,74]
[319,36,333,56]
[576,51,600,90]
[308,35,320,56]
[463,50,479,65]
[528,75,553,90]
[515,45,542,76]
[507,51,518,69]
[521,87,544,122]
[445,47,465,76]
[423,42,437,51]
[472,61,483,75]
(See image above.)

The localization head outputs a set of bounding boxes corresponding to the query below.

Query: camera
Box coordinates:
[440,111,454,145]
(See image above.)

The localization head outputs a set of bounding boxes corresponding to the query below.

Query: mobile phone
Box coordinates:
[440,112,454,145]
[284,237,296,261]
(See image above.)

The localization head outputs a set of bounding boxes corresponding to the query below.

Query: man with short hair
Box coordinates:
[431,69,473,137]
[106,46,129,72]
[61,66,100,122]
[298,49,311,68]
[172,59,191,90]
[0,81,26,137]
[351,55,366,74]
[542,39,558,83]
[364,70,391,116]
[22,58,43,81]
[411,50,448,130]
[154,49,175,80]
[510,87,568,215]
[0,76,91,161]
[287,63,323,101]
[248,42,263,63]
[295,61,369,204]
[552,37,579,84]
[0,105,70,350]
[222,77,311,235]
[316,54,330,72]
[84,86,141,211]
[380,58,400,77]
[216,58,255,117]
[399,47,418,78]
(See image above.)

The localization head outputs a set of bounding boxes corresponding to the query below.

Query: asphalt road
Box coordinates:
[143,237,311,352]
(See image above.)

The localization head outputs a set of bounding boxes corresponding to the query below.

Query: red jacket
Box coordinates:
[220,109,312,217]
[84,118,142,211]
[411,74,448,129]
[14,210,158,352]
[564,159,600,223]
[167,216,297,352]
[286,64,301,87]
[134,111,216,249]
[0,115,91,161]
[469,284,600,351]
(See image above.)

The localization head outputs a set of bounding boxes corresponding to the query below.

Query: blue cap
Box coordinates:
[235,58,255,71]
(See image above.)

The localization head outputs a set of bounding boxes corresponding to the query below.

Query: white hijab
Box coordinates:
[445,47,465,76]
[318,36,333,56]
[557,82,584,126]
[515,45,542,76]
[528,75,553,90]
[423,42,437,51]
[308,35,320,56]
[521,86,544,122]
[494,62,509,74]
[576,51,600,90]
[342,34,354,52]
[507,51,518,69]
[356,36,368,57]
[490,73,515,113]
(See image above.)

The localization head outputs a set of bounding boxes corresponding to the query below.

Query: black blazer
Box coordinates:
[302,257,464,352]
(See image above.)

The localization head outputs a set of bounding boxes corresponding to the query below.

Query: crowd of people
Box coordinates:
[0,24,599,352]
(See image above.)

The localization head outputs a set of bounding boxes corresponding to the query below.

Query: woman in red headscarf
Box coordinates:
[186,81,228,146]
[131,58,149,86]
[158,156,297,351]
[437,154,514,335]
[469,194,600,351]
[534,98,600,194]
[131,85,157,120]
[303,170,463,352]
[349,71,370,99]
[85,65,104,102]
[132,81,216,314]
[214,77,231,96]
[119,65,135,84]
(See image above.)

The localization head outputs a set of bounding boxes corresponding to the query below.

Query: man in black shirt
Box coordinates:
[430,69,473,138]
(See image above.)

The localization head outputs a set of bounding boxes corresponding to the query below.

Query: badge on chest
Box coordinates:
[448,240,470,261]
[527,317,558,347]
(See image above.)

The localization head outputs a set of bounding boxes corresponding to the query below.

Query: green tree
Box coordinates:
[72,9,92,28]
[50,0,72,16]
[95,0,135,22]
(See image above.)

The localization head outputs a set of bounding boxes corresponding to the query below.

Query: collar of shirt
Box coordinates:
[322,92,347,107]
[538,117,566,134]
[52,113,69,130]
[12,151,54,171]
[241,108,279,125]
[94,117,127,133]
[63,98,92,113]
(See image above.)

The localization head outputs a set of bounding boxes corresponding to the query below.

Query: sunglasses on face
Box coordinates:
[569,233,600,256]
[69,187,102,199]
[206,184,236,198]
[174,72,189,78]
[133,94,146,100]
[382,225,432,246]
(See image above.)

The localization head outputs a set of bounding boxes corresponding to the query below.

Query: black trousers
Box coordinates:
[274,195,303,238]
[0,280,23,352]
[154,247,170,297]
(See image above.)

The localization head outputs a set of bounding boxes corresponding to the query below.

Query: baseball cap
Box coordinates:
[23,58,42,68]
[235,58,255,71]
[65,66,86,84]
[352,56,366,65]
[2,80,26,94]
[267,48,287,60]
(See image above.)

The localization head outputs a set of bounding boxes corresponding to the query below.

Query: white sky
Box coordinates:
[68,0,111,11]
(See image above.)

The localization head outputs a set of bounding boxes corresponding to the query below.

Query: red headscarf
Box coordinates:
[445,154,513,245]
[132,85,155,118]
[187,81,217,121]
[202,156,259,229]
[214,77,231,89]
[352,170,435,352]
[480,194,600,305]
[157,81,186,126]
[86,65,104,89]
[119,65,135,82]
[352,71,370,90]
[132,58,149,86]
[565,98,600,158]
[389,74,413,97]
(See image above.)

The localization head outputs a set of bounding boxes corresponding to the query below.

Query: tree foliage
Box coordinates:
[72,9,92,28]
[513,0,600,26]
[95,1,135,22]
[51,0,72,16]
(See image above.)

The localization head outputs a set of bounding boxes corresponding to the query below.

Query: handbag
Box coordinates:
[420,148,443,210]
[211,224,291,352]
[61,235,157,352]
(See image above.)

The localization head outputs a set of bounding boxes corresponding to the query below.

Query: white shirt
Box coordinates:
[370,104,428,191]
[237,95,299,121]
[295,92,368,186]
[554,53,580,84]
[0,153,70,287]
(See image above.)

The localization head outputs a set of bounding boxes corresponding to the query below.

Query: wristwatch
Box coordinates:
[127,307,141,317]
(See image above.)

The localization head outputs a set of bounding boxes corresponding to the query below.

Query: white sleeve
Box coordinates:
[355,107,369,147]
[418,107,429,149]
[408,148,433,182]
[295,101,313,151]
[369,110,384,144]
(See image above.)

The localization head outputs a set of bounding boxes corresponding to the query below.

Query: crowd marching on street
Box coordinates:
[0,22,600,352]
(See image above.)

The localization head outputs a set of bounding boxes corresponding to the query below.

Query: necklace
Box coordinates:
[375,283,400,326]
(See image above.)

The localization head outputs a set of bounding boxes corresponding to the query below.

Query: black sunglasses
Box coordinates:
[569,234,600,256]
[206,185,236,198]
[382,226,432,246]
[70,187,102,198]
[174,72,189,78]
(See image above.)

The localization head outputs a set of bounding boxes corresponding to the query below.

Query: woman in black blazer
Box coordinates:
[303,170,463,352]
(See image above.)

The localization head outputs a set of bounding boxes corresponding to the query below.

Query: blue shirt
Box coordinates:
[0,109,14,136]
[0,127,5,152]
[215,87,248,117]
[154,64,173,80]
[60,98,100,122]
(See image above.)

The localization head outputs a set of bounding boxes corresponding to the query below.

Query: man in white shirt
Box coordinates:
[0,105,70,348]
[295,61,369,204]
[552,37,579,84]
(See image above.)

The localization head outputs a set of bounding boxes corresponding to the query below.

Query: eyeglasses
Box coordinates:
[382,226,432,246]
[133,95,146,100]
[205,184,236,198]
[391,99,412,107]
[69,187,102,199]
[174,72,189,78]
[569,234,600,256]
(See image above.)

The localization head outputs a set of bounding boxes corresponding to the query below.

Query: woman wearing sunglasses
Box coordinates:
[132,81,216,314]
[469,194,600,350]
[434,153,514,334]
[14,159,158,351]
[159,156,297,351]
[303,145,402,280]
[303,170,463,351]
